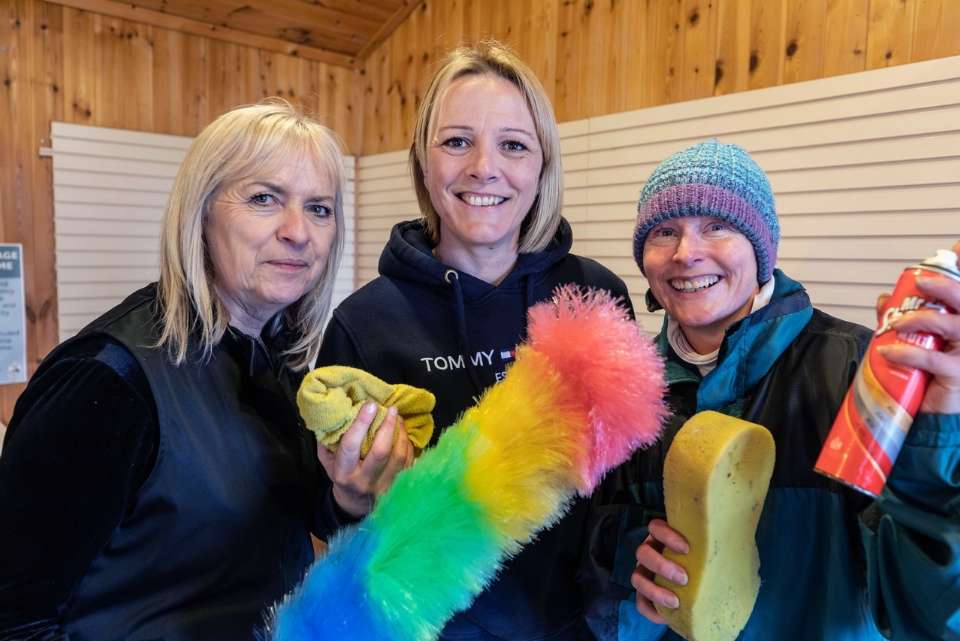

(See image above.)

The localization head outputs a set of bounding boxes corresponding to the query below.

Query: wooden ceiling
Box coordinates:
[58,0,422,67]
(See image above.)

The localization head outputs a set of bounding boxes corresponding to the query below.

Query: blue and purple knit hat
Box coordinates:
[632,139,779,284]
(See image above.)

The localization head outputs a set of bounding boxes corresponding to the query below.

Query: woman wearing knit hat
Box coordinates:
[586,140,960,641]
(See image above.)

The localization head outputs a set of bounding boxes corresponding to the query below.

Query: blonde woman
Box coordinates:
[317,43,630,640]
[0,100,410,640]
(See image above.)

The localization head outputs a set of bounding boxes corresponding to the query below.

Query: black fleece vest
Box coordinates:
[60,286,316,641]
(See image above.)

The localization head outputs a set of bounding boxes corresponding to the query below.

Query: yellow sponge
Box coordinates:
[654,411,775,641]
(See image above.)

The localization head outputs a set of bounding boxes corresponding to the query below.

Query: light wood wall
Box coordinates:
[0,0,362,422]
[359,0,960,154]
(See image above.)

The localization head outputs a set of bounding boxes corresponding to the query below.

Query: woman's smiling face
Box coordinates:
[424,73,543,257]
[643,216,759,346]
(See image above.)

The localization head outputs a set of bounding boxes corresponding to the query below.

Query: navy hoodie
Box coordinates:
[317,218,632,641]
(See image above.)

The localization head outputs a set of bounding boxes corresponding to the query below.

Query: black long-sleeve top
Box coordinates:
[0,331,354,639]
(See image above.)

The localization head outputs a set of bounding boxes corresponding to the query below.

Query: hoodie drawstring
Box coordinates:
[522,275,535,339]
[444,269,485,398]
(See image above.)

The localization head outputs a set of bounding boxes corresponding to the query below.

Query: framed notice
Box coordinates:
[0,244,27,384]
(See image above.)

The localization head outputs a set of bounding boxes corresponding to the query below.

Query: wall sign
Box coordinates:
[0,244,27,384]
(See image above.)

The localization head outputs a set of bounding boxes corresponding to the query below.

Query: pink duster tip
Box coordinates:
[526,285,668,492]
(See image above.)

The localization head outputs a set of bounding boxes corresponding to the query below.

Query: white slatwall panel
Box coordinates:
[355,56,960,333]
[335,163,357,315]
[52,122,356,343]
[355,149,418,284]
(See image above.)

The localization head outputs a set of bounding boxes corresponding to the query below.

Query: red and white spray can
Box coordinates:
[815,249,960,497]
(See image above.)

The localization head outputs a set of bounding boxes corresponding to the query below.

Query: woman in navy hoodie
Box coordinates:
[316,42,630,640]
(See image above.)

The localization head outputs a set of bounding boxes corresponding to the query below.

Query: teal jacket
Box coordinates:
[587,270,960,641]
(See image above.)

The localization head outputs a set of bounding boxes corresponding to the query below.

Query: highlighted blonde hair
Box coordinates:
[158,99,345,370]
[410,41,563,253]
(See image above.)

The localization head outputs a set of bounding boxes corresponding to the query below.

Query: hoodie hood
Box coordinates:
[378,218,573,302]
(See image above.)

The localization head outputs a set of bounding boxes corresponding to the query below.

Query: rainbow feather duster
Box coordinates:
[268,285,667,640]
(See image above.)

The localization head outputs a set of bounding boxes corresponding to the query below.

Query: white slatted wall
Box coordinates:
[52,122,355,342]
[355,55,960,334]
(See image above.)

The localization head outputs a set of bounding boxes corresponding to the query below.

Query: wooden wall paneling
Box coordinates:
[96,16,155,131]
[207,42,247,119]
[645,0,685,107]
[555,0,585,123]
[245,46,271,109]
[432,0,463,54]
[865,0,917,69]
[355,1,427,62]
[582,0,619,118]
[358,0,960,156]
[310,60,327,120]
[184,33,210,134]
[823,0,868,76]
[320,64,354,152]
[385,16,404,145]
[612,0,647,113]
[361,36,387,150]
[151,27,211,136]
[783,0,826,84]
[150,27,182,134]
[386,11,407,147]
[397,0,423,145]
[39,0,65,125]
[913,0,960,62]
[748,0,787,90]
[510,0,557,109]
[460,0,482,45]
[681,0,719,101]
[714,0,751,96]
[494,0,518,65]
[420,0,444,112]
[215,0,374,55]
[263,49,304,105]
[302,57,323,114]
[490,0,513,47]
[537,0,559,88]
[61,6,96,125]
[47,0,356,66]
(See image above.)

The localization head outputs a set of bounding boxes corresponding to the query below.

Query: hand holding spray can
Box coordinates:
[815,249,960,497]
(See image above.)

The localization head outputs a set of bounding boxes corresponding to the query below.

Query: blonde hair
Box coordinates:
[158,99,345,370]
[410,41,563,253]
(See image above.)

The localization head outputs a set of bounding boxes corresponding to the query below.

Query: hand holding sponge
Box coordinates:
[655,411,776,641]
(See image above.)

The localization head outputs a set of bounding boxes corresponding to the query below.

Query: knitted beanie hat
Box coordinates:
[632,139,779,284]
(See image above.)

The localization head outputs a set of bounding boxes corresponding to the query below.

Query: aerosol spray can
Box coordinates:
[815,249,960,497]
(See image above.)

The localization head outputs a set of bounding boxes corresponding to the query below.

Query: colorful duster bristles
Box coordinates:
[267,286,668,641]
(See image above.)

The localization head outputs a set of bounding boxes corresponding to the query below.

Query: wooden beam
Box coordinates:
[44,0,357,68]
[355,0,424,62]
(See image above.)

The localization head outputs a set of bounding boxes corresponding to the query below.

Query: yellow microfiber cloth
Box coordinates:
[297,365,436,457]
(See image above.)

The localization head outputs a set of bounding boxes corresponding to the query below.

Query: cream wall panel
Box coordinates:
[54,154,180,177]
[56,267,159,283]
[586,106,958,169]
[55,204,165,222]
[353,56,960,336]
